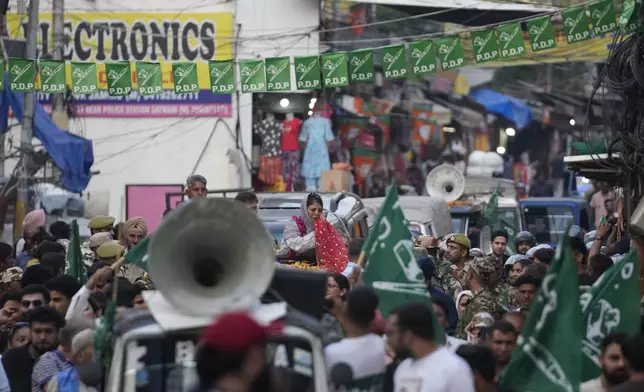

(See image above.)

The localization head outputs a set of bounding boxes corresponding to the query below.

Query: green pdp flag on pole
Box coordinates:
[124,236,150,272]
[481,185,516,253]
[580,250,641,382]
[265,57,291,92]
[381,44,408,80]
[209,60,235,94]
[9,58,36,92]
[293,56,321,90]
[39,60,66,93]
[71,62,98,95]
[239,59,267,93]
[321,52,349,88]
[172,62,199,94]
[105,62,132,96]
[361,184,445,344]
[135,62,163,96]
[65,220,87,284]
[500,233,581,392]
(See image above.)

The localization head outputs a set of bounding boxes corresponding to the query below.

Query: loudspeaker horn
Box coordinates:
[425,164,465,202]
[148,197,276,317]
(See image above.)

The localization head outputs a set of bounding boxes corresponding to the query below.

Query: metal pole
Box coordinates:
[16,0,39,240]
[51,0,67,130]
[51,0,64,112]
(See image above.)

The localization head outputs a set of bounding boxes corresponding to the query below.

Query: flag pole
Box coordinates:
[357,250,367,268]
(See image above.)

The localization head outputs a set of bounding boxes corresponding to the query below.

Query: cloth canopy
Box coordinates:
[469,88,533,129]
[0,72,94,193]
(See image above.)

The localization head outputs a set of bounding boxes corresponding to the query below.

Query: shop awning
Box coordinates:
[351,0,556,26]
[469,89,532,129]
[564,153,623,183]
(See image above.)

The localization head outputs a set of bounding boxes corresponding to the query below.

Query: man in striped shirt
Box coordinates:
[31,318,94,392]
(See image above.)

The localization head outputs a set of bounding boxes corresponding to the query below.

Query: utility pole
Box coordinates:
[51,0,67,129]
[15,0,39,241]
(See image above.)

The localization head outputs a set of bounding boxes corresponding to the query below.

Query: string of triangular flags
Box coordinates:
[1,0,639,96]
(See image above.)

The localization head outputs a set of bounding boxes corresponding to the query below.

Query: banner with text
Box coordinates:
[7,12,234,117]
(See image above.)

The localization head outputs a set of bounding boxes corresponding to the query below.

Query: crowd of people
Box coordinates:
[0,171,639,392]
[0,206,153,391]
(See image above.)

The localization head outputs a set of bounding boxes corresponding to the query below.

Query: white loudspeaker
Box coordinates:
[425,164,465,202]
[148,197,276,317]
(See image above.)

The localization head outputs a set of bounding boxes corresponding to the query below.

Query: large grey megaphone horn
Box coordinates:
[148,197,276,317]
[425,164,465,202]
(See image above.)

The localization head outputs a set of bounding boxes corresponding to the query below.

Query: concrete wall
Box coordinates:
[3,0,319,220]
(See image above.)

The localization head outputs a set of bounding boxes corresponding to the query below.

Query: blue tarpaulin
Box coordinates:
[470,88,533,129]
[0,73,93,193]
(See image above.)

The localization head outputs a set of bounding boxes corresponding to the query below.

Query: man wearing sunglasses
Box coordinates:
[20,285,50,315]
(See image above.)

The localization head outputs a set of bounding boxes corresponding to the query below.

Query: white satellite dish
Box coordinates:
[425,164,465,202]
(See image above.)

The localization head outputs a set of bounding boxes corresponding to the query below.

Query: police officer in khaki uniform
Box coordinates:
[81,216,116,267]
[96,241,124,265]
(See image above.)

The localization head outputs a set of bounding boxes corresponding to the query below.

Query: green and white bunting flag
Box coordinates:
[294,55,321,90]
[349,49,375,83]
[265,57,291,92]
[9,58,36,92]
[589,0,617,35]
[172,62,199,94]
[208,60,235,94]
[381,44,408,80]
[435,36,466,70]
[619,0,637,28]
[239,59,267,93]
[580,250,641,382]
[0,0,639,96]
[105,62,132,96]
[408,40,437,76]
[527,16,557,52]
[562,6,592,43]
[70,62,98,95]
[471,29,500,64]
[497,22,526,59]
[321,52,349,88]
[39,60,66,93]
[135,62,163,96]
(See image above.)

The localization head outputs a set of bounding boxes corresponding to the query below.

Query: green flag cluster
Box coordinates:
[361,184,445,344]
[501,233,582,392]
[0,0,637,96]
[501,233,641,391]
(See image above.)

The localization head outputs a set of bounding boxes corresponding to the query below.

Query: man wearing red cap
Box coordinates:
[193,312,282,392]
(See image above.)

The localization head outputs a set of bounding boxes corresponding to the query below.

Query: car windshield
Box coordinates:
[523,205,575,244]
[451,217,466,234]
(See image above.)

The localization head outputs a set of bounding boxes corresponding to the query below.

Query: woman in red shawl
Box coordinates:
[277,193,350,273]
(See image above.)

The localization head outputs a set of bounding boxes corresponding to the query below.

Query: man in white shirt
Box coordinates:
[389,302,475,392]
[581,332,630,392]
[325,286,386,390]
[431,297,465,352]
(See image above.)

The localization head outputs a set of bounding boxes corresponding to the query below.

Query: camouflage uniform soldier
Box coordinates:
[455,255,505,339]
[438,234,471,299]
[83,216,116,267]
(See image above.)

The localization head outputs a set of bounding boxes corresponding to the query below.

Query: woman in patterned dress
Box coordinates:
[277,193,350,272]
